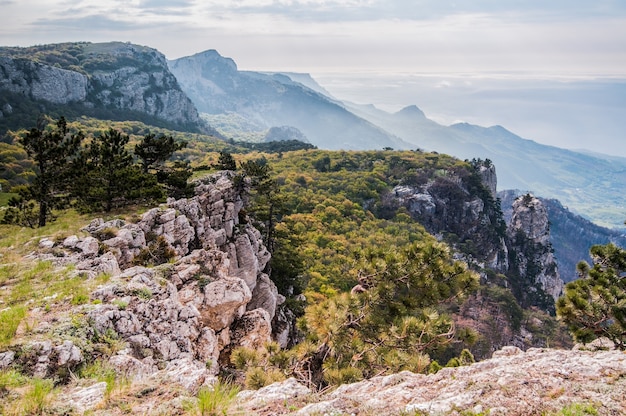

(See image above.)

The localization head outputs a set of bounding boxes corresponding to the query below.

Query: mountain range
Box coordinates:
[0,42,624,231]
[1,41,626,414]
[167,50,408,150]
[168,49,626,230]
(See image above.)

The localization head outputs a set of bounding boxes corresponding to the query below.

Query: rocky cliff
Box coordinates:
[500,189,626,283]
[0,56,89,104]
[392,162,508,273]
[0,172,284,393]
[0,42,210,133]
[506,194,563,311]
[392,164,564,312]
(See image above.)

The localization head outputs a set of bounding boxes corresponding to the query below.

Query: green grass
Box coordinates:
[0,306,26,346]
[2,377,56,416]
[546,403,599,416]
[0,369,27,391]
[79,360,119,400]
[185,380,240,416]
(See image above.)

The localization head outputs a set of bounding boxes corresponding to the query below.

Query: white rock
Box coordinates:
[66,382,107,413]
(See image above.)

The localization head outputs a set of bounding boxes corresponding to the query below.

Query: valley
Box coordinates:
[0,41,625,415]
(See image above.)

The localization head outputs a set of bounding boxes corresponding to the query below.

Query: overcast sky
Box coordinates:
[2,0,626,74]
[1,0,625,155]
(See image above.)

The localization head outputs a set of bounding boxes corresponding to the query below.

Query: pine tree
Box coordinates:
[15,117,83,226]
[556,242,626,349]
[240,158,282,254]
[134,133,186,173]
[214,151,237,171]
[135,133,191,198]
[75,128,162,212]
[298,241,479,387]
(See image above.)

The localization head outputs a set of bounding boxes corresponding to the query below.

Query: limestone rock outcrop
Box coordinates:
[393,165,564,315]
[0,42,208,132]
[392,164,508,272]
[12,172,280,390]
[235,346,626,416]
[507,193,564,308]
[0,57,88,104]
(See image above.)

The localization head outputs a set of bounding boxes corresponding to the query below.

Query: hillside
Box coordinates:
[2,41,624,229]
[0,154,621,415]
[167,50,409,150]
[346,102,626,230]
[0,42,214,135]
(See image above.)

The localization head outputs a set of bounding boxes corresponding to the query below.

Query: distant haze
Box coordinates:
[314,72,626,157]
[1,0,625,156]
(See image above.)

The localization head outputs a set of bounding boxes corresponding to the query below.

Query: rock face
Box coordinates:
[500,190,626,283]
[392,164,508,272]
[393,166,564,313]
[13,172,279,390]
[0,42,208,132]
[0,57,89,103]
[264,126,309,143]
[506,193,563,310]
[235,346,626,416]
[478,163,497,197]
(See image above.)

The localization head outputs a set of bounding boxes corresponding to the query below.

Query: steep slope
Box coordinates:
[500,190,626,282]
[347,102,626,230]
[168,50,409,150]
[0,42,212,134]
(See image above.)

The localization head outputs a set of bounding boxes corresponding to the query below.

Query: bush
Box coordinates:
[557,243,626,349]
[194,380,240,415]
[133,235,176,266]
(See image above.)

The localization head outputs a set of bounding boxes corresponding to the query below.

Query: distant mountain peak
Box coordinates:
[169,52,410,150]
[186,49,238,72]
[395,105,426,118]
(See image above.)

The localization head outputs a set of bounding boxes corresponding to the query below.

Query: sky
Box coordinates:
[1,0,626,156]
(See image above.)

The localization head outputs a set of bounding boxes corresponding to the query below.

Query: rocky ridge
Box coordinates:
[392,166,563,312]
[392,163,507,274]
[168,49,409,150]
[0,42,207,132]
[235,343,626,415]
[0,172,284,398]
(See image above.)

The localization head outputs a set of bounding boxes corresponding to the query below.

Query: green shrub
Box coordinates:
[428,360,442,374]
[230,347,261,370]
[195,380,240,416]
[323,366,363,386]
[133,235,176,266]
[244,367,269,390]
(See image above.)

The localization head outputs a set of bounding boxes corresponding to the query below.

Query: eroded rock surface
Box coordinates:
[0,42,206,130]
[8,172,280,392]
[507,194,564,306]
[236,347,626,416]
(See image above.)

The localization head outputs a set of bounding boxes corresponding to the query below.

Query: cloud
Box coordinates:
[2,0,626,77]
[33,14,145,31]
